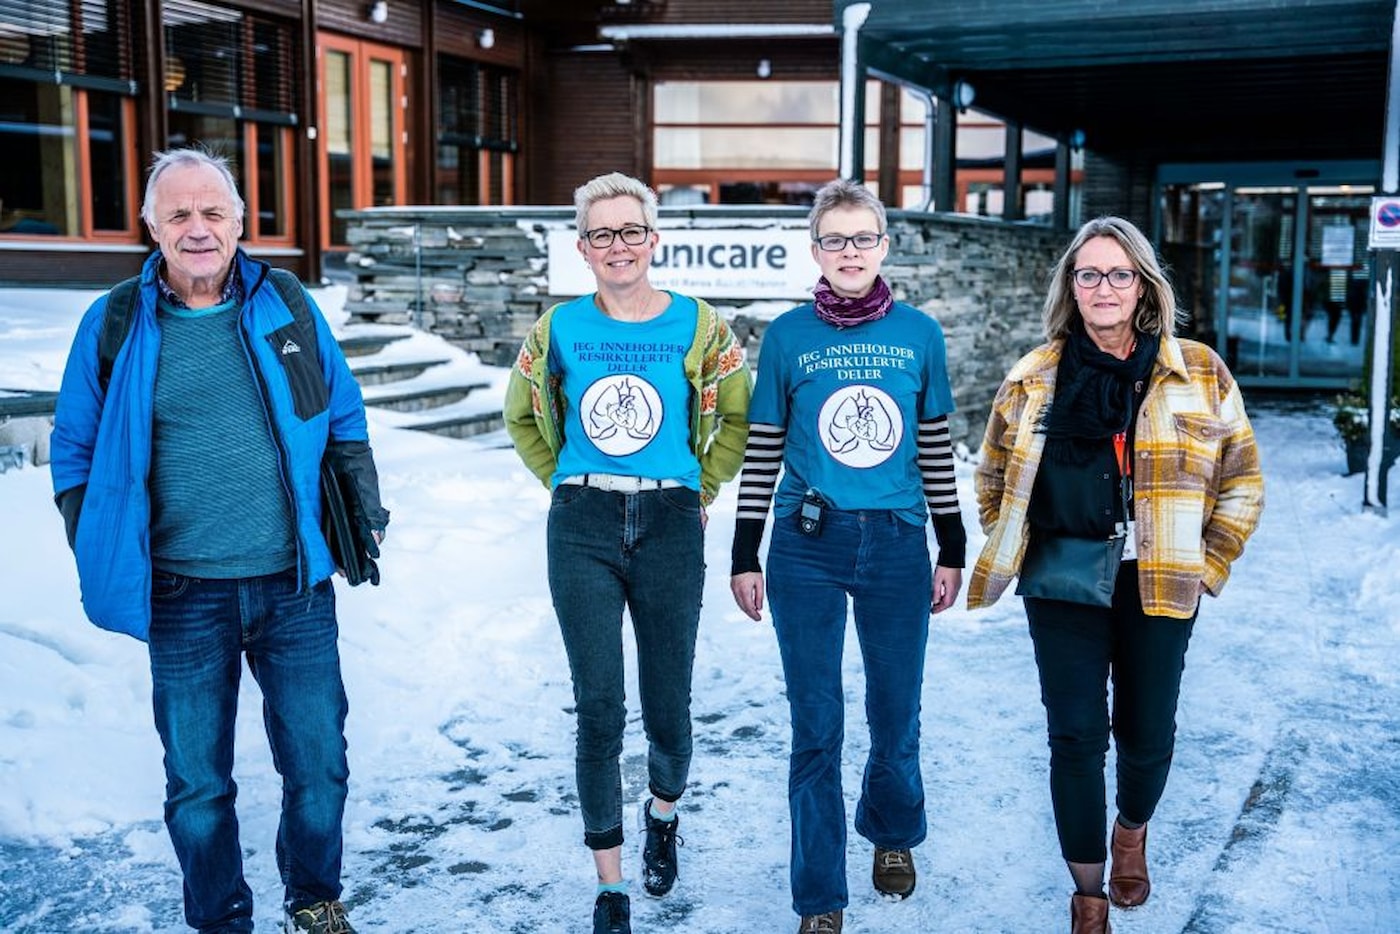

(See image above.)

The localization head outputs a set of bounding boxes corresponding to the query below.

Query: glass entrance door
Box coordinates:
[1299,188,1371,379]
[318,34,408,249]
[1227,187,1299,379]
[1161,173,1373,388]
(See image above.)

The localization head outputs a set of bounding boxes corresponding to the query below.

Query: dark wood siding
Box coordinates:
[317,0,423,48]
[631,0,829,25]
[436,2,526,68]
[528,52,639,205]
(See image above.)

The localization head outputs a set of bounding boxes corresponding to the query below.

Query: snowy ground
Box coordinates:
[2,285,1398,933]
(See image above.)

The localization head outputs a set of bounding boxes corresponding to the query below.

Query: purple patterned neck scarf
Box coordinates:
[812,275,894,329]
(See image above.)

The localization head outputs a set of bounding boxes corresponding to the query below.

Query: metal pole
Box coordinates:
[1363,0,1400,513]
[837,3,871,182]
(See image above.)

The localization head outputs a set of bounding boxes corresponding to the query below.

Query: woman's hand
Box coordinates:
[731,571,766,621]
[931,566,963,614]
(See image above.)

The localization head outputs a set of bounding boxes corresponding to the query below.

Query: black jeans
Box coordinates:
[1024,563,1196,864]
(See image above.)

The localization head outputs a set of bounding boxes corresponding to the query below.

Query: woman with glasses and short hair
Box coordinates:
[967,216,1264,933]
[504,171,751,934]
[729,178,966,934]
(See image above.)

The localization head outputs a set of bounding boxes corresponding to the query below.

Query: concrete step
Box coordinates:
[338,332,411,358]
[364,383,491,413]
[350,359,452,387]
[404,411,506,439]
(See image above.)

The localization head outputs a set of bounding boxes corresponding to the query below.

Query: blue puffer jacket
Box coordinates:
[50,250,374,641]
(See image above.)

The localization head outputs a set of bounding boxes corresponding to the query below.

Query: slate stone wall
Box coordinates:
[340,206,1065,444]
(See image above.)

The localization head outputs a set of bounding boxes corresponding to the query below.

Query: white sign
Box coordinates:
[546,227,820,299]
[1320,225,1354,266]
[1369,196,1400,250]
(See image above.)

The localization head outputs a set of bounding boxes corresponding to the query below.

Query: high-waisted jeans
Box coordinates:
[546,483,704,850]
[1024,562,1197,863]
[148,568,349,933]
[766,509,933,917]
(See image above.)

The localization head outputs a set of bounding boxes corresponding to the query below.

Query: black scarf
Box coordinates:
[1041,322,1159,464]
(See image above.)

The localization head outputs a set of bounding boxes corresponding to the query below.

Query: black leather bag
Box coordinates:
[320,457,381,586]
[1015,531,1125,606]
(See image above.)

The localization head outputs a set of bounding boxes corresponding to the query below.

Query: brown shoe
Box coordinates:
[872,847,916,899]
[1108,820,1150,907]
[1070,893,1112,934]
[797,910,843,933]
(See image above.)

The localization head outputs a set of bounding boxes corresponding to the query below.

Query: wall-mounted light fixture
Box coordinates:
[952,79,975,113]
[367,0,388,24]
[756,58,772,79]
[479,28,495,49]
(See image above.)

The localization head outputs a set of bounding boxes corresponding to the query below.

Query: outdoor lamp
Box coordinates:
[367,0,388,24]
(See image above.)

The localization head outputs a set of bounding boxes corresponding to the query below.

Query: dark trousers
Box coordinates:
[546,483,704,851]
[1024,563,1196,864]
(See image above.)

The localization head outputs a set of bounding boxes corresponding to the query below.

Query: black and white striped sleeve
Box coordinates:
[918,416,967,568]
[730,423,786,575]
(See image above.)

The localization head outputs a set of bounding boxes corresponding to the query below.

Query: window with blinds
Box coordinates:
[0,0,136,92]
[438,55,517,152]
[163,0,299,123]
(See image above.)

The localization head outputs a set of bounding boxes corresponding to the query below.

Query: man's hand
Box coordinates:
[731,571,766,621]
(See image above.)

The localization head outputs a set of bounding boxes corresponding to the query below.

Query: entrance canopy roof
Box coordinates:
[840,0,1395,165]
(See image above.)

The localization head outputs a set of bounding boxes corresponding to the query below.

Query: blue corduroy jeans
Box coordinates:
[766,509,934,918]
[148,569,349,933]
[546,483,705,850]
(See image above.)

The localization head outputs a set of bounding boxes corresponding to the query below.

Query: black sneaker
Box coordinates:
[640,797,683,896]
[593,891,631,934]
[285,900,356,934]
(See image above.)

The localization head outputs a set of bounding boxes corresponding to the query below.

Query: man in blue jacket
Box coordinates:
[50,148,387,934]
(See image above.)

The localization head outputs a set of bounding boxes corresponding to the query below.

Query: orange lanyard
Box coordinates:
[1113,431,1131,478]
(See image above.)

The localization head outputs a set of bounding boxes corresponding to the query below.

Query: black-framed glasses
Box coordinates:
[814,231,884,252]
[583,225,652,249]
[1072,267,1140,289]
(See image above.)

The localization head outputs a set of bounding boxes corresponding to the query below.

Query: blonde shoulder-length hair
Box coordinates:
[1042,216,1183,340]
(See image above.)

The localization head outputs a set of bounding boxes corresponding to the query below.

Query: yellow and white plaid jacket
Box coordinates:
[968,335,1264,619]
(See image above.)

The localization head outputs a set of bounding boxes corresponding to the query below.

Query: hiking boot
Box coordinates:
[797,909,843,933]
[640,797,683,896]
[593,891,631,934]
[872,847,916,899]
[285,900,356,934]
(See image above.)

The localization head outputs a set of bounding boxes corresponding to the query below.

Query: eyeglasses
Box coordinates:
[814,232,884,252]
[583,225,652,249]
[1072,267,1140,289]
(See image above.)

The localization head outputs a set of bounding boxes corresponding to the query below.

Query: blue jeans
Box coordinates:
[1024,562,1197,863]
[767,509,933,917]
[546,484,705,850]
[148,569,349,933]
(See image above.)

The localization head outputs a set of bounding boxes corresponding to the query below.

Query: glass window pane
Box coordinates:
[163,0,241,107]
[655,127,836,170]
[654,81,837,125]
[255,123,287,238]
[325,49,352,243]
[0,77,77,236]
[87,90,129,231]
[369,58,394,206]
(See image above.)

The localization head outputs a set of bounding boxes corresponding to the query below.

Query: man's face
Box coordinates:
[145,163,243,301]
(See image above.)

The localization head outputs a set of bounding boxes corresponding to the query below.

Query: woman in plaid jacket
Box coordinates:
[968,216,1264,934]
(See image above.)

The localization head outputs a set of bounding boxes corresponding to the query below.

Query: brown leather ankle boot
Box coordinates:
[1070,893,1111,933]
[1108,820,1150,907]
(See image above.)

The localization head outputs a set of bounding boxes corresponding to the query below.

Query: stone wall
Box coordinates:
[340,205,1065,445]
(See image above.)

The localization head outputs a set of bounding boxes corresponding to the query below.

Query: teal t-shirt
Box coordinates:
[549,292,701,490]
[748,301,954,525]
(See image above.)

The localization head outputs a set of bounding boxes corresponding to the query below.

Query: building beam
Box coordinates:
[837,3,871,182]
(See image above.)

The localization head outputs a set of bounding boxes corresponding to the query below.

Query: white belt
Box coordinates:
[559,473,683,493]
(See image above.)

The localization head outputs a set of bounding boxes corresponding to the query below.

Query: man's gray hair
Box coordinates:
[573,172,659,236]
[141,148,245,226]
[807,179,887,240]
